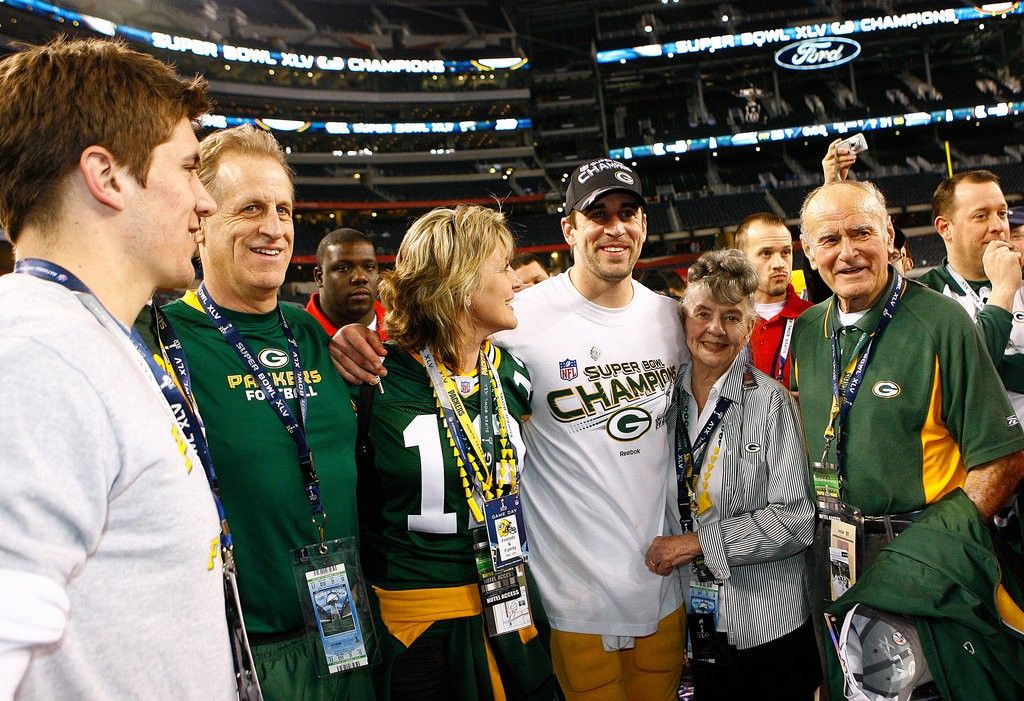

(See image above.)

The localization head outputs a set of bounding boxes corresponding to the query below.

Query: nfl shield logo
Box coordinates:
[559,358,578,381]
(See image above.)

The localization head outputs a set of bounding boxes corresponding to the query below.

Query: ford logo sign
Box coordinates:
[774,38,861,71]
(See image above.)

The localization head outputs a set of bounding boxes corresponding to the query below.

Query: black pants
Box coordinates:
[389,626,454,701]
[691,619,822,701]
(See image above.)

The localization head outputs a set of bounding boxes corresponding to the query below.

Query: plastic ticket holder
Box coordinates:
[292,537,380,677]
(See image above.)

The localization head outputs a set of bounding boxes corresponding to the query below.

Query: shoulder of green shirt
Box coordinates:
[915,265,951,292]
[279,301,329,336]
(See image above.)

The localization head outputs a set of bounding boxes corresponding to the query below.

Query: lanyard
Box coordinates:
[771,317,796,383]
[822,272,906,473]
[674,394,731,532]
[946,263,988,313]
[150,304,234,552]
[421,345,517,524]
[14,259,235,560]
[193,284,327,544]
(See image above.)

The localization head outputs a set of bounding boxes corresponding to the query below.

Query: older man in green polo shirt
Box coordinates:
[792,179,1024,698]
[793,179,1024,528]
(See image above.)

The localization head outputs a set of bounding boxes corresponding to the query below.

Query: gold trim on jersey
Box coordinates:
[920,357,968,504]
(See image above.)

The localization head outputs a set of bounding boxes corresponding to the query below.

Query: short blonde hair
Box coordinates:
[198,125,293,202]
[379,204,513,369]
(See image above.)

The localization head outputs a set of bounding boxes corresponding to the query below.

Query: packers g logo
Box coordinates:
[872,381,901,398]
[1013,311,1024,323]
[606,407,652,441]
[258,347,290,369]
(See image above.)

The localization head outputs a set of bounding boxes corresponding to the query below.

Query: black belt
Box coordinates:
[863,509,925,537]
[247,627,306,646]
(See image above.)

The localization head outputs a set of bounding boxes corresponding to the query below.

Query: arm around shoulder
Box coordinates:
[329,324,388,384]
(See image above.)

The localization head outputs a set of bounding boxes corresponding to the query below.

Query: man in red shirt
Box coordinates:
[734,212,811,386]
[306,227,387,339]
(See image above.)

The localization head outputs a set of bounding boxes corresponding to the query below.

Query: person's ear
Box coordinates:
[79,146,127,212]
[561,214,576,247]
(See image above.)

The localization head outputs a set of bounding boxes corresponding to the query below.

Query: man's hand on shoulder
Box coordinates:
[329,324,388,384]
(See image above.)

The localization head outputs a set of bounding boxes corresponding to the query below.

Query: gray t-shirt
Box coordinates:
[0,274,235,699]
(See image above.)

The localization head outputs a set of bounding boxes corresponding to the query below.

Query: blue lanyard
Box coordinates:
[674,394,731,532]
[193,284,325,525]
[150,305,232,536]
[823,272,906,473]
[771,317,796,383]
[15,259,235,557]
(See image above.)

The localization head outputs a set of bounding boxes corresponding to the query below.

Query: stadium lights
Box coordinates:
[975,3,1018,13]
[597,5,1024,64]
[199,114,531,136]
[608,100,1024,160]
[4,0,530,76]
[472,57,529,71]
[257,118,308,132]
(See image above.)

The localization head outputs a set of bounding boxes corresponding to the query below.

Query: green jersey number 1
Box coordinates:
[403,413,526,534]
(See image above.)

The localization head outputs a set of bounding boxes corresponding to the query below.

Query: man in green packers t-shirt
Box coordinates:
[916,170,1024,420]
[154,125,373,700]
[793,179,1024,527]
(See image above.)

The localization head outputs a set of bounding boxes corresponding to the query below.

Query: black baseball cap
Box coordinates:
[564,159,644,213]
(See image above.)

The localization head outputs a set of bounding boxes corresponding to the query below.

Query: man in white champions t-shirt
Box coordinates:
[331,159,689,700]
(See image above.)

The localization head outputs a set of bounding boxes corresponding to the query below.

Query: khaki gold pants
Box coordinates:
[550,607,686,701]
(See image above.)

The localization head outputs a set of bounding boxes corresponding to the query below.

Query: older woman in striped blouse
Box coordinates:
[644,249,820,700]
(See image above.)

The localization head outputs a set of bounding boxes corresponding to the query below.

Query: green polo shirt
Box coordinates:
[791,271,1024,516]
[918,259,1024,395]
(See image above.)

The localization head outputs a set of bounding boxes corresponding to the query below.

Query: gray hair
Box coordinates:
[798,180,888,253]
[682,248,758,330]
